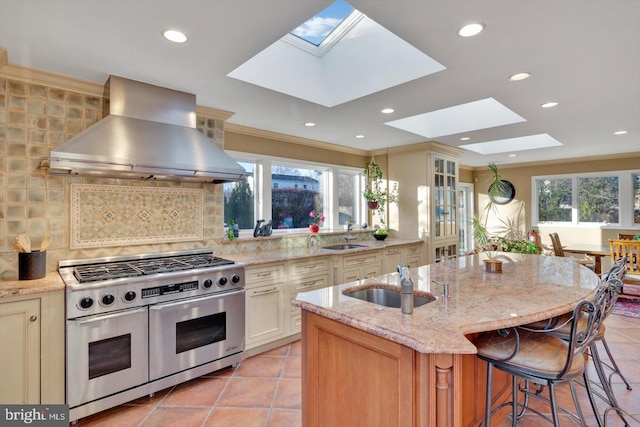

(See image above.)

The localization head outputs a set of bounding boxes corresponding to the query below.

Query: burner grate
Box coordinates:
[73,263,143,283]
[68,253,236,283]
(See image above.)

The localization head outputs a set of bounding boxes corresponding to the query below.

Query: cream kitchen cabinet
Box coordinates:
[287,257,331,335]
[0,290,64,404]
[338,251,380,283]
[388,142,463,264]
[245,263,286,350]
[402,244,422,269]
[381,244,423,274]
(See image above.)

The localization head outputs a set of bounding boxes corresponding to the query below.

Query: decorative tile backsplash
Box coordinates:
[70,184,203,248]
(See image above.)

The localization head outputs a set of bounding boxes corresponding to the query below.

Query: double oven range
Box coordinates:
[59,249,245,423]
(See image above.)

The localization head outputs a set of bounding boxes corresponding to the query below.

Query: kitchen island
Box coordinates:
[293,253,601,426]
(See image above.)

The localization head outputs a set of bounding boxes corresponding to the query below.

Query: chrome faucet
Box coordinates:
[398,264,414,314]
[345,223,357,242]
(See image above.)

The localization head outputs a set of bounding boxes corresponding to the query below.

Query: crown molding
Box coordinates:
[196,105,234,121]
[383,141,465,157]
[225,123,369,156]
[0,63,104,96]
[466,152,640,171]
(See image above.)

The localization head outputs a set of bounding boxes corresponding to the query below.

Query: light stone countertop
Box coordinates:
[293,252,601,354]
[223,237,422,267]
[0,272,66,299]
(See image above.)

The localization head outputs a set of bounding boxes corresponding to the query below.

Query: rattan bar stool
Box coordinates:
[476,288,606,426]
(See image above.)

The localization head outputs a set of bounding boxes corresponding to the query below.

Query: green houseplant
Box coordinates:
[363,159,398,238]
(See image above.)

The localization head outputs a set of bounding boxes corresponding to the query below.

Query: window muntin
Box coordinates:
[271,163,326,229]
[223,162,255,230]
[578,176,618,223]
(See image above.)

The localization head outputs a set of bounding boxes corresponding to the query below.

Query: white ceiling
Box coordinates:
[1,0,638,167]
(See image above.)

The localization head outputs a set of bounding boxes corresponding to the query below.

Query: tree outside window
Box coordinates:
[271,164,325,229]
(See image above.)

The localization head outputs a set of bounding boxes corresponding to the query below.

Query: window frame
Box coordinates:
[225,151,365,237]
[531,169,640,229]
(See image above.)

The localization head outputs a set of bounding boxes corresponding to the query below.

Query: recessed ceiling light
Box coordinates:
[508,154,517,157]
[162,30,187,43]
[460,137,471,141]
[381,108,395,114]
[541,101,559,108]
[458,23,485,37]
[356,135,365,139]
[509,72,531,81]
[614,130,627,135]
[304,122,316,127]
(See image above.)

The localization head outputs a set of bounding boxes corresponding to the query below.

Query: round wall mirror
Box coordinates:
[489,180,516,205]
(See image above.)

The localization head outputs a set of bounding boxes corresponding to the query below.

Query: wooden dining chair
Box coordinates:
[609,239,640,296]
[548,233,595,270]
[617,233,636,240]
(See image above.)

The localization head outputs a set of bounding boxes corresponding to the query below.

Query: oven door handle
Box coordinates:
[148,289,244,311]
[71,307,147,325]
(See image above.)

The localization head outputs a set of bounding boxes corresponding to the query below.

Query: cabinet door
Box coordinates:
[0,298,40,404]
[245,283,285,349]
[433,155,458,240]
[380,248,402,274]
[435,242,458,263]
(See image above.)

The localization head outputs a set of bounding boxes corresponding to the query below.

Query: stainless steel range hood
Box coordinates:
[42,75,246,183]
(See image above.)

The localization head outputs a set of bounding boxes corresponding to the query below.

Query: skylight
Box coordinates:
[460,134,563,154]
[290,0,354,46]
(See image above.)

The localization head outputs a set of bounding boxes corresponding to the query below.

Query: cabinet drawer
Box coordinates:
[290,258,330,277]
[343,252,379,269]
[404,245,421,256]
[293,274,329,293]
[289,313,302,334]
[245,264,286,287]
[382,248,402,256]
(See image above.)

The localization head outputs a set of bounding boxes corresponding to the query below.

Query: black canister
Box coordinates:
[18,251,46,280]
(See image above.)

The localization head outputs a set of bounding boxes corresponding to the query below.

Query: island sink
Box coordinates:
[322,244,368,250]
[343,285,436,308]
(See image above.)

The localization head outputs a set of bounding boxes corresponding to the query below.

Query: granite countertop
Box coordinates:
[293,252,601,354]
[0,272,66,299]
[223,237,422,267]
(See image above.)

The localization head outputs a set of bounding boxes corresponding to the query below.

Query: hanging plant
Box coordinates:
[363,159,398,233]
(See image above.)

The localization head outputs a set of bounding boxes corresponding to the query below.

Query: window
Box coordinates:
[533,170,639,228]
[338,171,362,225]
[223,162,255,230]
[578,176,618,223]
[536,178,572,222]
[271,163,326,229]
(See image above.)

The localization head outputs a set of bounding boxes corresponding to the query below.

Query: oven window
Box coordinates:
[89,334,132,379]
[175,312,226,354]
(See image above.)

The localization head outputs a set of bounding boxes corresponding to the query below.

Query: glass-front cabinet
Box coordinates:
[433,155,458,240]
[387,142,462,264]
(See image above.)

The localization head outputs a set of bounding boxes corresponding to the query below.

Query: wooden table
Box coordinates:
[563,244,610,274]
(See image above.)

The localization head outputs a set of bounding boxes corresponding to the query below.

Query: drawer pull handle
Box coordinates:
[257,272,272,277]
[253,287,277,295]
[29,315,37,322]
[303,281,317,287]
[304,264,317,269]
[387,250,400,254]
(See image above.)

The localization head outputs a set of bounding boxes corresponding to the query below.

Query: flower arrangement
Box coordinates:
[309,211,325,225]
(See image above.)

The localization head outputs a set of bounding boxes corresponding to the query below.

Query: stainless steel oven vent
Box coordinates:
[42,75,246,183]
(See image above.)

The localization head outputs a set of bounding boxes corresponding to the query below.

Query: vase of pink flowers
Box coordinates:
[309,210,324,233]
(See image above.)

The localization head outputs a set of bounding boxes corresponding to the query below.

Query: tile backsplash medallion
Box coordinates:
[70,184,204,248]
[0,76,228,277]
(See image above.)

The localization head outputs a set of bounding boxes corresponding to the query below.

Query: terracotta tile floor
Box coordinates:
[73,315,640,427]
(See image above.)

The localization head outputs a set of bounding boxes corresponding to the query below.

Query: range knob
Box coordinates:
[79,297,94,309]
[231,274,241,284]
[101,294,115,306]
[218,276,228,286]
[123,291,136,302]
[203,279,213,288]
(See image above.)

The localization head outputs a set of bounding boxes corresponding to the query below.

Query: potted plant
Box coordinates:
[308,210,324,233]
[363,160,385,209]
